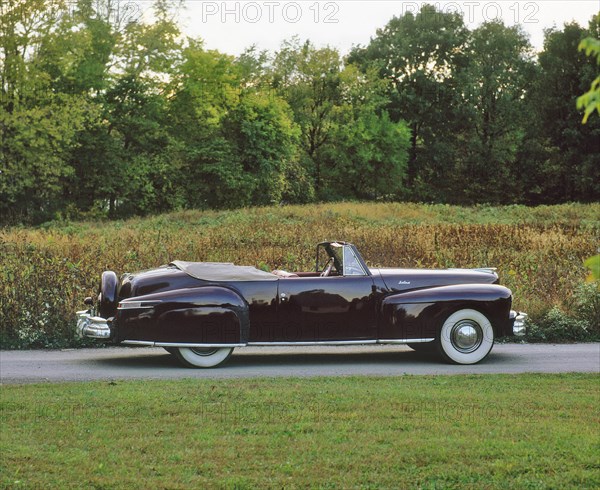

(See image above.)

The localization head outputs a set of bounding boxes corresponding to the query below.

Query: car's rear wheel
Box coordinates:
[437,309,494,364]
[174,347,234,368]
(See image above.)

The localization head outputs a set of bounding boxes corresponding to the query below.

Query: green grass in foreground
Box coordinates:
[1,374,599,489]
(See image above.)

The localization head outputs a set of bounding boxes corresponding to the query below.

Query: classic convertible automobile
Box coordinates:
[77,241,526,367]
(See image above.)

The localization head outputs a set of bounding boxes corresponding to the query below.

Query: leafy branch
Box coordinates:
[576,37,600,123]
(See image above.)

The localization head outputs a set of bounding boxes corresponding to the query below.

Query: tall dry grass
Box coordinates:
[1,202,598,347]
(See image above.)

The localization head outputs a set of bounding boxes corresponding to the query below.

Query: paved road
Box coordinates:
[1,343,598,384]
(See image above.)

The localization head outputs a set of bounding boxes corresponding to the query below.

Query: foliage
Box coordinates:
[0,95,95,221]
[270,38,343,196]
[1,203,598,348]
[223,92,301,205]
[1,3,599,224]
[453,22,535,203]
[522,18,600,203]
[522,270,600,342]
[584,255,600,283]
[267,38,410,199]
[324,109,409,199]
[1,375,599,488]
[526,283,600,342]
[348,5,469,201]
[574,282,600,328]
[577,34,600,123]
[350,7,600,204]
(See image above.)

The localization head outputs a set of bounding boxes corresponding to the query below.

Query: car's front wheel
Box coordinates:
[174,347,234,368]
[437,309,494,364]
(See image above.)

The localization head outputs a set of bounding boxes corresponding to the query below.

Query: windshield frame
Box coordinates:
[315,242,371,277]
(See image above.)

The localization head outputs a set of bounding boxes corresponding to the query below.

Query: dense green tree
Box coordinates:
[523,18,600,202]
[1,1,598,225]
[63,82,182,217]
[237,45,270,88]
[270,38,342,197]
[453,21,535,203]
[223,92,302,205]
[0,0,97,221]
[348,4,469,199]
[0,96,94,221]
[118,0,182,79]
[67,0,184,217]
[38,0,116,95]
[166,41,248,209]
[269,39,409,200]
[169,40,239,137]
[321,65,410,199]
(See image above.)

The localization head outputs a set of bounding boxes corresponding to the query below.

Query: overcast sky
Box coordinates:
[161,0,600,56]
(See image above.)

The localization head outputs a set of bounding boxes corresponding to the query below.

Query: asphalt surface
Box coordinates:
[1,343,598,384]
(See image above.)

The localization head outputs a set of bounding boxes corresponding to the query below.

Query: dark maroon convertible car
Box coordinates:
[77,241,526,367]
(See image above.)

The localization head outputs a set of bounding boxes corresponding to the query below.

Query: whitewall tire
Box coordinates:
[437,309,494,364]
[175,347,234,368]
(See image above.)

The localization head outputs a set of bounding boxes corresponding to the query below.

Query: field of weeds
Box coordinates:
[1,202,598,347]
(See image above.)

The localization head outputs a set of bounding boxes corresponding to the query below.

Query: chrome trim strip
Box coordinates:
[247,340,378,346]
[377,338,435,344]
[117,300,158,310]
[122,340,246,348]
[117,305,154,310]
[155,342,246,348]
[122,339,436,347]
[122,340,155,346]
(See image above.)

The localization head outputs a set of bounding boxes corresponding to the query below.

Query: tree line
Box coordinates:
[1,1,598,224]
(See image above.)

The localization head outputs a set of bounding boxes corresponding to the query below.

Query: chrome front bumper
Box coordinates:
[510,311,527,336]
[76,310,112,339]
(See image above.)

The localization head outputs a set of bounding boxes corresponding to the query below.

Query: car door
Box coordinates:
[276,275,377,342]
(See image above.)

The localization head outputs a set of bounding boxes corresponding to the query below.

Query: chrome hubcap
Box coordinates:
[190,348,219,356]
[450,320,483,353]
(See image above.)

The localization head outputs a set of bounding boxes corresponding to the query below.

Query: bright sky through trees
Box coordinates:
[174,0,600,55]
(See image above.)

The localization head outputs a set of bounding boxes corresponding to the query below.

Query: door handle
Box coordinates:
[280,292,289,302]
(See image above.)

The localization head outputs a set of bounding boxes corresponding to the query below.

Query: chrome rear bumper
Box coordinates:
[510,311,527,336]
[76,310,111,339]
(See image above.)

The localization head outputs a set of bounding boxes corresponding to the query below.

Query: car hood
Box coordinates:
[372,267,499,293]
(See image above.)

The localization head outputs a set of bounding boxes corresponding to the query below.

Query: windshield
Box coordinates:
[343,246,367,276]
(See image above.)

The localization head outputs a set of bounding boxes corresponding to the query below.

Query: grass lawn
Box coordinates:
[1,373,599,489]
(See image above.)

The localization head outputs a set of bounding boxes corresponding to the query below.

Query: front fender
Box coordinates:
[379,284,513,340]
[115,286,250,345]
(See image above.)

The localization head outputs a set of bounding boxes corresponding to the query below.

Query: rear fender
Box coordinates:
[116,286,249,345]
[379,284,513,340]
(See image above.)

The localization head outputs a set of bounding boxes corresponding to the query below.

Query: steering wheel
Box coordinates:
[320,257,335,277]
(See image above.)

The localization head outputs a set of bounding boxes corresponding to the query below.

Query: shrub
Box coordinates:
[573,282,600,335]
[1,202,598,348]
[526,283,600,342]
